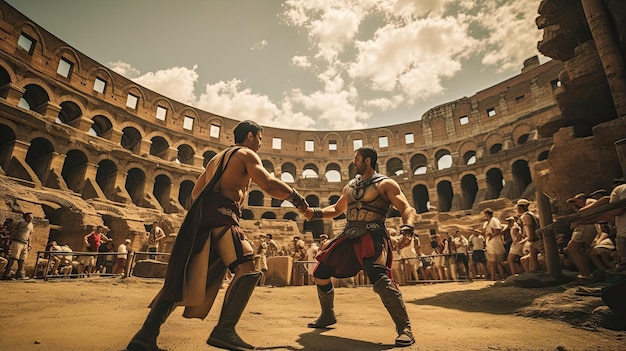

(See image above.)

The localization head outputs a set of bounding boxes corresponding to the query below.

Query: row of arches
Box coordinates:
[2,66,548,180]
[0,119,536,214]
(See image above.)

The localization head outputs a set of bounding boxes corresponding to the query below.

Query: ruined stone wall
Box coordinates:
[0,2,567,272]
[535,0,626,214]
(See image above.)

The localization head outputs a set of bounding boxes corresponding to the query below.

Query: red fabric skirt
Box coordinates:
[315,230,392,278]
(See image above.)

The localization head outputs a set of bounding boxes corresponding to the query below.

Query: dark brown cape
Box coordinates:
[151,146,242,318]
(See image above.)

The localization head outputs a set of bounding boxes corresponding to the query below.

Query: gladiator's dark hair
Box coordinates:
[234,120,263,144]
[356,147,378,168]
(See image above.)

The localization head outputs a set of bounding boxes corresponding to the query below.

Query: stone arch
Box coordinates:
[57,100,83,125]
[435,149,452,170]
[123,84,146,109]
[90,114,113,138]
[346,130,370,149]
[325,163,341,182]
[61,149,88,194]
[16,22,47,56]
[153,173,173,212]
[512,124,533,146]
[125,167,146,206]
[179,179,195,210]
[248,190,264,206]
[0,123,16,170]
[412,184,430,214]
[486,167,504,200]
[538,149,549,161]
[386,157,404,176]
[511,159,532,199]
[305,194,320,207]
[283,212,299,221]
[462,150,477,165]
[242,209,254,220]
[437,180,454,212]
[281,162,296,182]
[261,212,277,219]
[203,150,218,168]
[19,83,50,114]
[121,126,143,154]
[410,153,428,175]
[303,163,319,178]
[175,143,195,165]
[88,67,116,94]
[53,46,83,74]
[262,159,275,175]
[26,136,54,184]
[485,134,505,155]
[150,135,171,160]
[0,64,15,99]
[96,159,118,201]
[460,173,478,210]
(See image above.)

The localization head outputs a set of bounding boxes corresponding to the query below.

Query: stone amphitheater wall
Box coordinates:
[0,2,566,272]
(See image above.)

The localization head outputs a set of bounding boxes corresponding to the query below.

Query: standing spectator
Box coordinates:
[430,230,446,280]
[505,216,525,276]
[483,208,506,281]
[468,230,487,278]
[452,231,471,280]
[2,212,34,280]
[265,233,278,258]
[84,225,109,274]
[97,237,115,273]
[516,199,544,272]
[147,221,166,260]
[442,232,458,280]
[566,193,598,279]
[116,239,131,275]
[255,241,268,286]
[291,236,307,286]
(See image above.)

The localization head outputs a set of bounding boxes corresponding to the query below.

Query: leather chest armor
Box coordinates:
[346,173,391,222]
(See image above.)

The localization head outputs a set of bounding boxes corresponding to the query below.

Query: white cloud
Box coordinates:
[251,40,268,50]
[133,65,199,105]
[469,0,544,71]
[291,55,311,68]
[196,79,317,130]
[290,87,369,130]
[108,60,141,79]
[349,16,475,101]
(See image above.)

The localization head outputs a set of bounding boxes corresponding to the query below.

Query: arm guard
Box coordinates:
[310,207,324,219]
[286,188,308,210]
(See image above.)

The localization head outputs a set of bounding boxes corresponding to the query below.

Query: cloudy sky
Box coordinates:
[7,0,547,131]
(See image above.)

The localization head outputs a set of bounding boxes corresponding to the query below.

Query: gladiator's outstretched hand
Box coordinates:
[286,188,309,212]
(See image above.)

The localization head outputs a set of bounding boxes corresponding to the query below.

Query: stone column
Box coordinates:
[38,102,62,121]
[108,128,123,145]
[2,83,25,106]
[581,0,626,119]
[70,116,95,133]
[192,154,204,168]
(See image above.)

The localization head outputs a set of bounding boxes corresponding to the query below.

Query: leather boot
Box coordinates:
[307,285,337,328]
[207,271,261,351]
[127,299,178,351]
[373,276,415,347]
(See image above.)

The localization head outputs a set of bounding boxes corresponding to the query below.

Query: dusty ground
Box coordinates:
[0,276,624,351]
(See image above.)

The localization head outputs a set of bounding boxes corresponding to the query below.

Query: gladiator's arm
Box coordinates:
[305,185,349,220]
[382,179,418,227]
[245,151,307,210]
